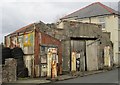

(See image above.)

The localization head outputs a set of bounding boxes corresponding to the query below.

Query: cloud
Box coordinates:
[0,1,119,43]
[1,0,120,2]
[1,2,91,33]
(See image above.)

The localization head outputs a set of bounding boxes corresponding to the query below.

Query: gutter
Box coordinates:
[61,13,119,20]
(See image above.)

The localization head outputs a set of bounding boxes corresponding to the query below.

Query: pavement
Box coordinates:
[1,68,118,84]
[2,78,51,84]
[53,69,107,82]
[10,79,50,84]
[56,68,119,83]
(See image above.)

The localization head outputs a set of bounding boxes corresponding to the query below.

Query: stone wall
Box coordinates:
[2,58,17,83]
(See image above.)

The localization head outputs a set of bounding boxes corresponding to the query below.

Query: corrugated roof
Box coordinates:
[61,2,119,19]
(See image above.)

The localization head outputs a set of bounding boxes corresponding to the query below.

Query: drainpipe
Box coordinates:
[70,39,72,72]
[84,40,87,71]
[29,24,35,78]
[89,17,91,23]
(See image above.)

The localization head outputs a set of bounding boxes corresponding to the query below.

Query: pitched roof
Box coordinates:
[12,23,34,34]
[61,2,119,19]
[8,21,51,36]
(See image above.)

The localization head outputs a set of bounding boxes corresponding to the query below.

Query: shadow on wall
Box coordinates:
[2,47,28,78]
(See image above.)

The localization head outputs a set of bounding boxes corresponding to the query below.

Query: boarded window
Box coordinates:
[40,46,47,63]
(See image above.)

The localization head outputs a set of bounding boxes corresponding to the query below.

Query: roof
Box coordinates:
[61,2,119,19]
[6,23,34,37]
[8,21,52,36]
[7,21,61,42]
[10,23,34,35]
[7,21,54,36]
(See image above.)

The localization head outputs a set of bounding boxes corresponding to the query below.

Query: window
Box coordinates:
[78,19,83,22]
[118,17,120,29]
[119,24,120,29]
[99,17,105,29]
[119,42,120,52]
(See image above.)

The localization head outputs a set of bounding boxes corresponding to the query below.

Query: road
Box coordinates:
[2,68,119,85]
[56,68,119,83]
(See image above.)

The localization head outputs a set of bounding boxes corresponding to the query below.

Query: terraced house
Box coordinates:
[58,2,120,66]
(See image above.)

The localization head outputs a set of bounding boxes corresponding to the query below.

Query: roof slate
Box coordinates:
[61,2,119,19]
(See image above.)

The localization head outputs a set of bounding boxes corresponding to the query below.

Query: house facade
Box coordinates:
[59,2,120,66]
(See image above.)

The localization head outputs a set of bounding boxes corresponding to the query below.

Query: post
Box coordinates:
[51,60,57,79]
[71,52,76,71]
[47,51,52,78]
[34,24,40,77]
[104,46,111,67]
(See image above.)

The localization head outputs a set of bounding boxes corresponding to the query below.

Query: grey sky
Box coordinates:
[0,0,119,43]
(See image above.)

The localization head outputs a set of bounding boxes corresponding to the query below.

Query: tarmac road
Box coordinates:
[2,68,119,85]
[56,68,119,83]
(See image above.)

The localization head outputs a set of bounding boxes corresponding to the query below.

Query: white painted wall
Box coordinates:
[24,55,34,76]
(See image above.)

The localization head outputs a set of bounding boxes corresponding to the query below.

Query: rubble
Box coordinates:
[2,58,17,83]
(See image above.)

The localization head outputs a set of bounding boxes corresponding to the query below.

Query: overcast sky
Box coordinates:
[0,0,119,43]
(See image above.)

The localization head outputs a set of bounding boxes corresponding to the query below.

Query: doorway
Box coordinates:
[70,40,87,71]
[40,45,58,77]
